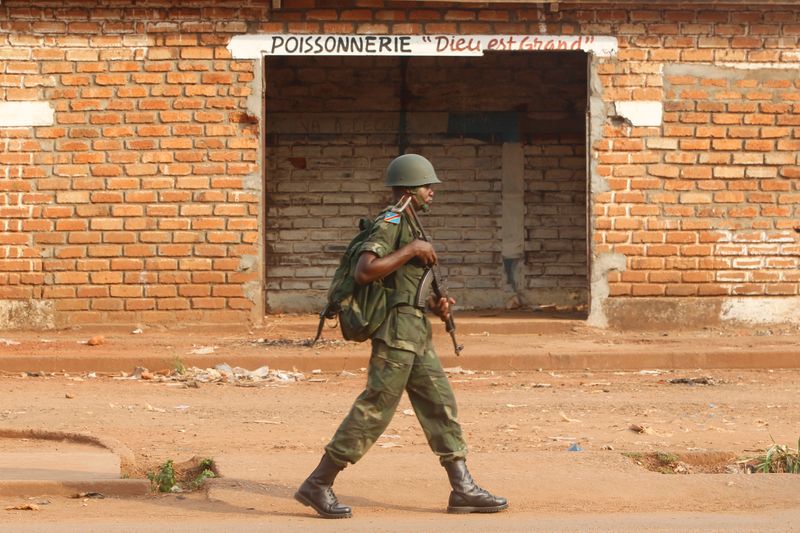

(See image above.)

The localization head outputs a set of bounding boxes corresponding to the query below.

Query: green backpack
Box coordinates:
[310,214,392,345]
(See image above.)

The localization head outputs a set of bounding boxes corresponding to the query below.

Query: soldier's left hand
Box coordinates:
[428,296,455,321]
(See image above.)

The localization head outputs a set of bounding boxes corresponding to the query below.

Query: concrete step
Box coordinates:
[0,439,149,497]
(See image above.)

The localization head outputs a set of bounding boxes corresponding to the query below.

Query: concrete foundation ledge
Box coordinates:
[0,479,150,498]
[0,428,136,477]
[0,300,55,330]
[603,296,800,330]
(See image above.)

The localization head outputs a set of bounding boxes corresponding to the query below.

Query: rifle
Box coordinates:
[403,200,464,356]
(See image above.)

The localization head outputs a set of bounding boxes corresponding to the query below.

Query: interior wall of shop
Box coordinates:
[264,51,588,312]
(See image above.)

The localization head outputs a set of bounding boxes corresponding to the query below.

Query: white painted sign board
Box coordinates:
[228,34,618,59]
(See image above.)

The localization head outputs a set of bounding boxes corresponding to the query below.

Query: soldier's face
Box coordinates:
[413,185,434,210]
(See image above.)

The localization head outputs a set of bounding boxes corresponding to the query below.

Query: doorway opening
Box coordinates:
[264,52,589,316]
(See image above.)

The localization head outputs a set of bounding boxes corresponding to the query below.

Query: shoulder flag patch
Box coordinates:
[383,212,401,225]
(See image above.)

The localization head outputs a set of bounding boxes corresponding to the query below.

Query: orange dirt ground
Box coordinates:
[1,314,799,531]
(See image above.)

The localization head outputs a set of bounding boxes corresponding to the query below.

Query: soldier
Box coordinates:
[294,154,508,519]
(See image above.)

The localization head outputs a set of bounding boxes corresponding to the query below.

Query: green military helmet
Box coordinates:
[384,154,442,188]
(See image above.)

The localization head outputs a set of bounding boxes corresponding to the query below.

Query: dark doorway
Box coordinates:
[264,52,589,314]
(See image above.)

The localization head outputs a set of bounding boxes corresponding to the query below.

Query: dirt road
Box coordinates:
[1,315,800,531]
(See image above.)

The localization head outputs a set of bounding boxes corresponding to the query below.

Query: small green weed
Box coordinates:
[188,458,217,490]
[148,459,176,493]
[655,452,678,465]
[172,356,186,375]
[148,457,217,493]
[751,437,800,474]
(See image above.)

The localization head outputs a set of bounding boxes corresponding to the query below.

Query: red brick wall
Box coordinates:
[601,65,800,298]
[1,0,799,327]
[0,1,266,326]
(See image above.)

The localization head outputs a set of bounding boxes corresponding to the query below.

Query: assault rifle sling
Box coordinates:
[404,201,464,357]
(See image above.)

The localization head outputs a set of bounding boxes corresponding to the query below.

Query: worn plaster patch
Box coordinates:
[0,102,54,128]
[587,253,626,328]
[720,297,800,325]
[613,101,663,127]
[0,300,55,330]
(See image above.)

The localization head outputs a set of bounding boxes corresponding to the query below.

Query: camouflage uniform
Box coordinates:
[324,207,467,467]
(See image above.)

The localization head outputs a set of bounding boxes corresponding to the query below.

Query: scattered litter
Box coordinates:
[258,338,353,348]
[378,442,403,448]
[247,419,282,425]
[628,423,670,437]
[506,404,528,408]
[639,369,664,375]
[549,436,576,442]
[602,444,614,451]
[72,492,104,499]
[567,443,583,452]
[86,336,105,346]
[132,328,143,334]
[174,405,190,411]
[308,378,327,383]
[559,412,581,423]
[0,338,20,346]
[668,377,716,386]
[5,504,39,511]
[402,409,414,416]
[467,331,490,336]
[311,369,322,374]
[115,364,306,386]
[339,370,356,377]
[145,403,166,413]
[444,367,476,375]
[188,346,217,355]
[673,462,690,474]
[629,423,652,434]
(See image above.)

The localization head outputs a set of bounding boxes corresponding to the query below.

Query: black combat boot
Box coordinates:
[294,454,352,519]
[443,459,508,514]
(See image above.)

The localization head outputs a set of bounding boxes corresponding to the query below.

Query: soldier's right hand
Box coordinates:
[410,239,437,266]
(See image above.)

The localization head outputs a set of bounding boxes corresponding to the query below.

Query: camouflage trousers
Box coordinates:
[325,338,467,467]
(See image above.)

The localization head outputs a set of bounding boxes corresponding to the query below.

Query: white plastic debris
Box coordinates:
[188,346,217,355]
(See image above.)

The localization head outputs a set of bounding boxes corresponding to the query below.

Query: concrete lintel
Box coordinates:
[228,34,619,59]
[665,63,800,82]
